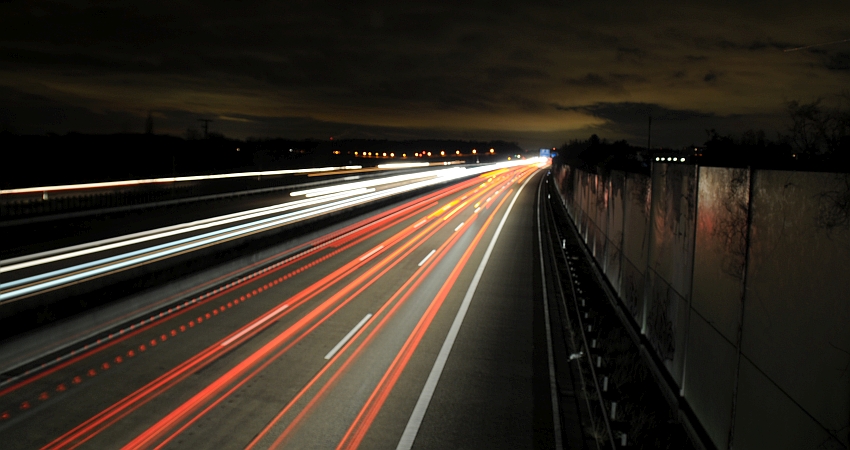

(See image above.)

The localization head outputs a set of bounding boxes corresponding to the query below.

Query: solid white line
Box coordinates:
[396,170,538,450]
[359,245,384,261]
[220,303,289,347]
[417,250,436,267]
[537,180,564,450]
[453,222,464,232]
[325,314,372,360]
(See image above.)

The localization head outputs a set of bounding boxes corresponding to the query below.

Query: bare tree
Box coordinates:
[786,92,850,159]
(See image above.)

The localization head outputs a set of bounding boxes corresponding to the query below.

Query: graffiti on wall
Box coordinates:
[716,168,750,280]
[816,173,850,234]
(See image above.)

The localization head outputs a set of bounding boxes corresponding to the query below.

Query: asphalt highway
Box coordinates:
[0,162,564,449]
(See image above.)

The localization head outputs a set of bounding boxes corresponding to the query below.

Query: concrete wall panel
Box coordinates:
[646,270,690,384]
[733,359,840,449]
[553,164,848,448]
[691,166,749,343]
[683,312,737,449]
[743,170,850,446]
[648,164,698,299]
[622,173,651,323]
[605,172,626,294]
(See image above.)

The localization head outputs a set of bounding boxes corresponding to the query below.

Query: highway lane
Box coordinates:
[0,161,557,449]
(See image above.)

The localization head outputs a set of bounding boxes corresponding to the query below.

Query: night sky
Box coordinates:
[2,1,849,149]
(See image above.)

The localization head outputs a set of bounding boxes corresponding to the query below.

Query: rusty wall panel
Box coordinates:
[740,170,850,448]
[645,163,697,386]
[581,172,591,243]
[577,171,587,239]
[621,173,651,324]
[605,172,626,294]
[645,269,690,385]
[594,173,608,267]
[691,166,749,343]
[648,164,698,298]
[587,173,599,249]
[683,166,750,449]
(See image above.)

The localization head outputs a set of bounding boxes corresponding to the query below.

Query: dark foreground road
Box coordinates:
[0,162,571,449]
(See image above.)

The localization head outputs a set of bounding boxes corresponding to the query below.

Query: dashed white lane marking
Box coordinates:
[417,250,436,267]
[325,314,373,360]
[359,245,384,261]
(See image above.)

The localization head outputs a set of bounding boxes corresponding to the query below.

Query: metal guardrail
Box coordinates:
[540,175,617,449]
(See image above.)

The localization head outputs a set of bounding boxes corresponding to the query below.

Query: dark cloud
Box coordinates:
[1,0,849,149]
[549,101,786,148]
[746,40,794,51]
[826,52,850,71]
[0,86,146,135]
[616,47,647,64]
[561,73,646,93]
[563,73,610,88]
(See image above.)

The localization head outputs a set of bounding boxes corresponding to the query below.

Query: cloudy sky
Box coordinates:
[2,1,849,149]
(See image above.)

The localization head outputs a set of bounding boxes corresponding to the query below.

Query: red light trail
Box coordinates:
[0,161,547,449]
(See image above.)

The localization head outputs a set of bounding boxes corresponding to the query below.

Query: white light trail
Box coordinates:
[0,188,374,274]
[0,159,544,303]
[0,166,364,195]
[376,163,431,169]
[291,169,462,197]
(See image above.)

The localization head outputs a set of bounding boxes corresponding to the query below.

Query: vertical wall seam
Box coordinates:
[681,165,701,398]
[641,164,658,334]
